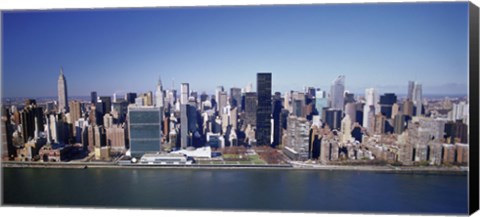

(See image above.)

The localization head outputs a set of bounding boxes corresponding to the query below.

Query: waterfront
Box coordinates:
[2,168,468,214]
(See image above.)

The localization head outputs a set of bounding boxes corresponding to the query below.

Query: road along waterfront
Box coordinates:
[1,161,468,175]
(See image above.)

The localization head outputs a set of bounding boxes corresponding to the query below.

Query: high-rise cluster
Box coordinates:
[0,71,469,167]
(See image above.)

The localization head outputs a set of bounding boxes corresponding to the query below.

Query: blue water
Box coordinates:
[2,168,468,214]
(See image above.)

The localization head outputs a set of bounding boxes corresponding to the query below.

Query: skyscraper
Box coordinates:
[325,109,342,130]
[363,88,379,129]
[155,77,164,108]
[364,88,379,106]
[87,125,96,152]
[345,102,357,125]
[69,100,82,128]
[308,127,321,160]
[256,72,272,146]
[180,103,197,149]
[91,91,97,104]
[94,125,106,148]
[143,91,153,106]
[393,114,408,134]
[341,114,352,143]
[315,90,328,114]
[272,92,282,147]
[230,87,242,109]
[180,83,190,105]
[286,116,309,158]
[218,91,228,111]
[106,125,126,153]
[379,93,397,118]
[103,113,114,128]
[403,99,414,117]
[166,89,177,107]
[99,96,112,114]
[215,86,224,111]
[128,106,163,157]
[20,102,44,143]
[412,83,423,116]
[57,67,69,113]
[112,93,118,103]
[125,92,137,104]
[374,114,387,134]
[112,101,129,123]
[284,91,291,112]
[344,92,355,104]
[407,81,415,100]
[330,75,345,111]
[244,92,257,126]
[291,92,306,118]
[391,103,400,119]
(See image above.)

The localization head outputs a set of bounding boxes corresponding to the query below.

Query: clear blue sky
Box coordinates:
[2,2,469,98]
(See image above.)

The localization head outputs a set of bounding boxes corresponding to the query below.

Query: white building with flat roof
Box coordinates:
[171,146,212,159]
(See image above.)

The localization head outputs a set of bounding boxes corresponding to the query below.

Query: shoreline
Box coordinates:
[1,161,468,175]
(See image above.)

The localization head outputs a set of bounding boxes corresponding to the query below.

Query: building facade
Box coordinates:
[128,106,163,157]
[256,73,272,146]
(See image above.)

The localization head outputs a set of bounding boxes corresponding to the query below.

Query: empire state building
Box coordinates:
[58,67,69,113]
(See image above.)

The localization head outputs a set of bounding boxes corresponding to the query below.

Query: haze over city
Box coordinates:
[2,2,468,98]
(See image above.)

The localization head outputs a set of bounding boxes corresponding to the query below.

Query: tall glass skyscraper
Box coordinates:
[256,72,272,146]
[329,75,345,111]
[272,92,282,147]
[413,83,423,116]
[180,103,197,149]
[91,91,97,104]
[128,106,162,157]
[407,81,415,100]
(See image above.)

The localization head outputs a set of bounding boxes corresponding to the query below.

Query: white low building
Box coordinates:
[171,146,212,159]
[139,153,191,165]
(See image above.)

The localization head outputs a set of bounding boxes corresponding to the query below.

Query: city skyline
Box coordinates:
[1,2,475,215]
[2,3,469,98]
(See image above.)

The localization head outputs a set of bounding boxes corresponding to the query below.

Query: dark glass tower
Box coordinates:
[272,92,282,147]
[99,96,112,114]
[380,93,397,118]
[20,103,44,143]
[256,72,272,146]
[90,91,97,104]
[325,109,342,130]
[125,92,137,104]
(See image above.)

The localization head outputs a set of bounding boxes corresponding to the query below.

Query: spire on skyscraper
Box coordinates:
[59,66,65,79]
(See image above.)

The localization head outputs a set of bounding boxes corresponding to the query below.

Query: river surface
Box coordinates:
[2,168,468,214]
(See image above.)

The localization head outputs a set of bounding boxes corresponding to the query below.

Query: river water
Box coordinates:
[2,168,468,214]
